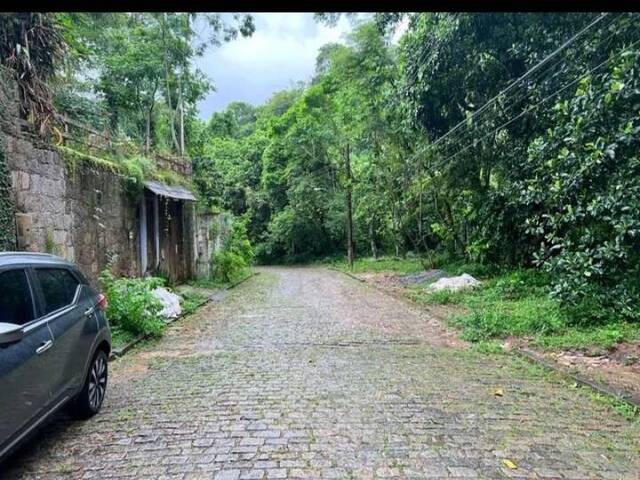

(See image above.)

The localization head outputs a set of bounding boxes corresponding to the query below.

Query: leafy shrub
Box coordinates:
[491,269,551,299]
[99,270,166,337]
[211,215,254,283]
[521,50,640,325]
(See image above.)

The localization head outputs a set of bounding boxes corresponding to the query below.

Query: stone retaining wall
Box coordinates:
[0,67,140,283]
[2,132,141,282]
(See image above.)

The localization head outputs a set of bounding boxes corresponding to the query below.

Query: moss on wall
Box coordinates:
[0,135,16,250]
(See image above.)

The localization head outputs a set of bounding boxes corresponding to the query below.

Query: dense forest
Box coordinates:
[190,13,640,326]
[1,12,640,328]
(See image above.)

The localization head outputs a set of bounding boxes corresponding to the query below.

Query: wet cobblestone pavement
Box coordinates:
[3,267,640,479]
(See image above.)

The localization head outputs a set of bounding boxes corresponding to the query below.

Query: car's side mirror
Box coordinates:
[0,322,25,345]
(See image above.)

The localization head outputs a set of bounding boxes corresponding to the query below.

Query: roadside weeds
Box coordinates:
[329,266,640,415]
[108,271,258,361]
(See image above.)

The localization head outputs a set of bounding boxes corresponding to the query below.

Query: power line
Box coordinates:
[428,12,610,152]
[429,12,627,159]
[436,36,640,167]
[406,12,613,164]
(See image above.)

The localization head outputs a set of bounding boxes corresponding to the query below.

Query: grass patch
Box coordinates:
[535,323,640,350]
[179,290,209,316]
[451,294,565,342]
[409,287,467,304]
[188,267,252,290]
[470,340,505,355]
[109,325,137,350]
[412,269,639,350]
[324,255,426,275]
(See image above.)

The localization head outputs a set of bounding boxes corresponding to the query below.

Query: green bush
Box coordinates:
[418,268,640,349]
[211,215,254,283]
[0,136,16,251]
[99,270,166,337]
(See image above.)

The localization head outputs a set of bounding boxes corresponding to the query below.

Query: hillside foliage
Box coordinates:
[1,12,639,327]
[191,13,640,325]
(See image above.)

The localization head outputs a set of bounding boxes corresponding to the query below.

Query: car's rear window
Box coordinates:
[35,268,80,315]
[0,269,35,325]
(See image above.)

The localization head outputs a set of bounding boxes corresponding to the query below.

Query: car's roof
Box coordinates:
[0,252,77,269]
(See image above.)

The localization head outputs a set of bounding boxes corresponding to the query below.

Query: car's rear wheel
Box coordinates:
[69,350,108,419]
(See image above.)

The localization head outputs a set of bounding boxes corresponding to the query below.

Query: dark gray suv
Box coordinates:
[0,252,111,461]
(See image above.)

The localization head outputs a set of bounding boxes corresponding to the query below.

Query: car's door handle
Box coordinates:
[84,306,95,317]
[36,340,53,355]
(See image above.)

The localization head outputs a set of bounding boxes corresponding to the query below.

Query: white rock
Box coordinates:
[152,287,182,319]
[428,273,480,292]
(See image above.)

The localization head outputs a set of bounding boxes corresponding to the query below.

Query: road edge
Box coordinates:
[109,271,259,361]
[328,266,640,411]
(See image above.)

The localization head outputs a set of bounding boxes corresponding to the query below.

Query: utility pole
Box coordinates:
[344,143,354,271]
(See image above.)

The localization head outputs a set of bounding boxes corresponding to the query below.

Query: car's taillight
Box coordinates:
[96,293,108,311]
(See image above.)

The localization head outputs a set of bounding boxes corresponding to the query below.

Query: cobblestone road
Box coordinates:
[3,267,640,479]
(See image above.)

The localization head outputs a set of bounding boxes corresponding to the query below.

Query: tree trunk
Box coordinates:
[392,204,401,258]
[162,13,180,153]
[418,184,424,252]
[145,110,151,154]
[369,221,378,259]
[178,73,185,156]
[344,144,354,271]
[143,82,157,155]
[179,97,185,156]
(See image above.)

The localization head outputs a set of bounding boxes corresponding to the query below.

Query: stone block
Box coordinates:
[15,213,33,250]
[10,171,30,191]
[53,229,67,246]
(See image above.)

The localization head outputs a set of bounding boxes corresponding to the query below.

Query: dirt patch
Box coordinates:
[540,343,640,403]
[499,335,640,404]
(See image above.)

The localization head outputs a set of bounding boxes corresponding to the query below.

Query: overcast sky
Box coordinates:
[194,13,364,120]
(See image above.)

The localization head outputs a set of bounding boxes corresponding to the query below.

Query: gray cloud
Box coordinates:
[195,13,360,119]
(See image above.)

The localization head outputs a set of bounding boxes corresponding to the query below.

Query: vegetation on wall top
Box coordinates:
[0,135,16,250]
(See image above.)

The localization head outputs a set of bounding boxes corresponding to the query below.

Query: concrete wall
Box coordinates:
[194,211,230,279]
